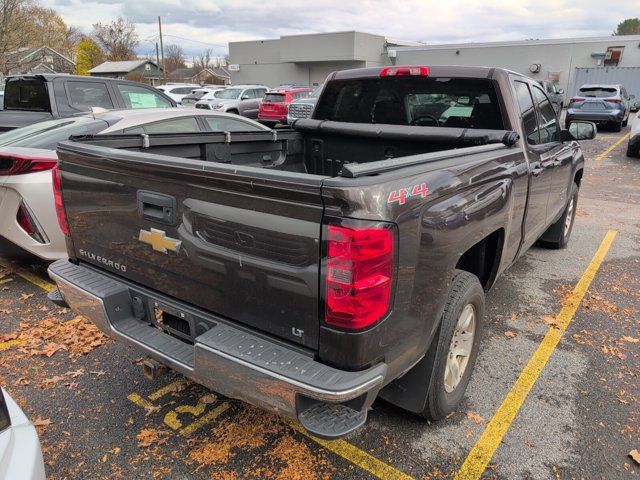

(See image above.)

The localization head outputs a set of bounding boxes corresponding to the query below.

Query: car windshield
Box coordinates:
[0,117,106,149]
[214,88,243,100]
[578,87,618,98]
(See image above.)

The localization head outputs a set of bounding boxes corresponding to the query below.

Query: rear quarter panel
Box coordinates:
[320,146,528,379]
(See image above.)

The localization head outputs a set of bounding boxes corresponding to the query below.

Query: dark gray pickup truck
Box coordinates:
[47,66,596,439]
[0,74,176,132]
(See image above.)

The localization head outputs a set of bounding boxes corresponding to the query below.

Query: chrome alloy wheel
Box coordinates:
[444,304,476,393]
[564,196,575,237]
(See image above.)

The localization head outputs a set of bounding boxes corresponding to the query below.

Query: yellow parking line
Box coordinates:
[289,422,415,480]
[596,132,630,160]
[0,339,22,351]
[179,402,231,436]
[148,380,186,401]
[0,259,56,292]
[455,230,617,480]
[127,393,155,410]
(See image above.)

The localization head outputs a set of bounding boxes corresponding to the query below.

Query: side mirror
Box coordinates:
[241,94,249,100]
[557,88,565,95]
[630,94,636,100]
[567,121,597,141]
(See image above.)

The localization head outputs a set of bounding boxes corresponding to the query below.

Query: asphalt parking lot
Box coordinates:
[0,120,639,480]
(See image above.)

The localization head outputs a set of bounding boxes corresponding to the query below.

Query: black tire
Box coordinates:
[612,121,622,132]
[227,109,239,115]
[627,142,640,158]
[622,117,628,128]
[420,270,484,420]
[538,182,578,249]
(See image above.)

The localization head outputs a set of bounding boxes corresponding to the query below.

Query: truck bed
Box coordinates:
[68,120,516,177]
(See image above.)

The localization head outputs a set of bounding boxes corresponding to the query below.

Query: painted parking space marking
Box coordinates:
[289,422,415,480]
[596,132,630,160]
[455,230,617,480]
[0,258,56,292]
[0,339,23,351]
[128,381,231,437]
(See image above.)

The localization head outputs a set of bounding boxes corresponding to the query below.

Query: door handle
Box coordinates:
[137,190,177,225]
[531,166,544,177]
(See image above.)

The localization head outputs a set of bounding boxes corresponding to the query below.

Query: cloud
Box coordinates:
[41,0,640,57]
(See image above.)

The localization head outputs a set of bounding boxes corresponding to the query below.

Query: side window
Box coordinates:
[242,89,256,99]
[204,116,264,132]
[254,89,266,99]
[141,117,201,134]
[531,85,559,144]
[68,81,114,110]
[117,84,173,109]
[514,81,540,145]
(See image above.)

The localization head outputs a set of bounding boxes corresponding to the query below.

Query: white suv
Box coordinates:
[155,84,201,103]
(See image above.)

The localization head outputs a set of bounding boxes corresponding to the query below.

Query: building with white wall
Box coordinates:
[229,32,640,97]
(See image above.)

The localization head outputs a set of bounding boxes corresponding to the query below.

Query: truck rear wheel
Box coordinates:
[420,270,484,420]
[538,182,578,249]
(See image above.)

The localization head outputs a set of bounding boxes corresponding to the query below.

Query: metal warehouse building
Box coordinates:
[229,32,640,98]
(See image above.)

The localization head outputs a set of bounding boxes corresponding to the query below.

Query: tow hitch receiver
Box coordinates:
[140,357,167,380]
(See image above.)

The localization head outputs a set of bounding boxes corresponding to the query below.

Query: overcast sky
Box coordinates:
[41,0,640,59]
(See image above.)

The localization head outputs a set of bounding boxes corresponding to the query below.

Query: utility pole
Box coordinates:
[155,42,161,86]
[158,16,165,82]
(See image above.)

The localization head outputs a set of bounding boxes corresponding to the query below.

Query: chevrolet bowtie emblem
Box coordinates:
[138,228,181,253]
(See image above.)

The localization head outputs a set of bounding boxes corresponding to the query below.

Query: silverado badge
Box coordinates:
[139,228,182,254]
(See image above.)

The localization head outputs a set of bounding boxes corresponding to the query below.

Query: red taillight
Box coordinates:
[605,98,622,103]
[0,153,57,176]
[570,97,584,103]
[52,165,69,236]
[325,223,394,330]
[380,66,430,77]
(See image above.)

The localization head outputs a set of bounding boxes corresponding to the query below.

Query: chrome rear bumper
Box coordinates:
[48,259,386,438]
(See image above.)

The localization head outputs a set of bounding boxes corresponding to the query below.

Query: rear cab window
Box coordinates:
[4,77,50,111]
[263,93,285,103]
[314,77,504,129]
[117,84,172,109]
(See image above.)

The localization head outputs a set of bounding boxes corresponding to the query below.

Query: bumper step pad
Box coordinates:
[298,403,368,440]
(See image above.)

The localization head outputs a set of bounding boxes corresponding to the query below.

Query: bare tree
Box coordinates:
[193,48,214,70]
[92,17,139,61]
[163,44,186,73]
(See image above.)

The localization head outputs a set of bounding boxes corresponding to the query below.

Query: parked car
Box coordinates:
[154,84,201,103]
[287,85,323,123]
[258,87,313,126]
[539,80,565,112]
[627,112,640,157]
[48,65,596,440]
[195,85,268,118]
[566,84,633,131]
[0,109,269,260]
[181,87,225,107]
[0,74,177,132]
[0,388,46,480]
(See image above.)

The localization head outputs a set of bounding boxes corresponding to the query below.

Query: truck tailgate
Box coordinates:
[56,142,324,349]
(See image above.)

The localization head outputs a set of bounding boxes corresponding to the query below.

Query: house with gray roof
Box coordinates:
[88,60,161,84]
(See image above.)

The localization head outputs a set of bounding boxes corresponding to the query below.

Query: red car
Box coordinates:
[258,87,313,125]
